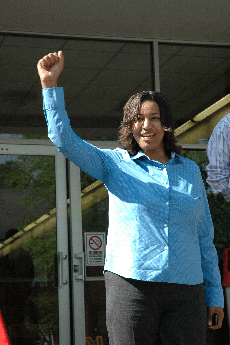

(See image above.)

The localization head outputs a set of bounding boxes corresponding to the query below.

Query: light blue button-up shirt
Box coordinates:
[43,87,224,308]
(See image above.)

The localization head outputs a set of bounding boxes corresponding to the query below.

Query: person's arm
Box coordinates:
[37,52,115,182]
[196,169,224,329]
[206,118,230,201]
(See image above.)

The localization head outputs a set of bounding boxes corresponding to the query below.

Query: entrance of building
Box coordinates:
[0,139,112,345]
[1,139,229,344]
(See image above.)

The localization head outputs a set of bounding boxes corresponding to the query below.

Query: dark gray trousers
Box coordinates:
[105,271,207,345]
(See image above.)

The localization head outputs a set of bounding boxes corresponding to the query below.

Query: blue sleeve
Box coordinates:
[42,87,116,183]
[206,117,230,201]
[196,168,224,307]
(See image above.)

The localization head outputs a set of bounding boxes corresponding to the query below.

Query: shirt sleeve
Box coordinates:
[197,168,224,307]
[42,87,114,183]
[206,116,230,202]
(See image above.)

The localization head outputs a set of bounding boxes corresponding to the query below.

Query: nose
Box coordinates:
[143,118,153,129]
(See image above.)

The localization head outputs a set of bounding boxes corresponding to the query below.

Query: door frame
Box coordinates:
[0,139,71,345]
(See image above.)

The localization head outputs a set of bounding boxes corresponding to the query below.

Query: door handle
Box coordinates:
[57,252,68,287]
[74,252,85,281]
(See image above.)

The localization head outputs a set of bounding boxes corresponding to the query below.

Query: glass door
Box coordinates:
[0,142,70,345]
[69,161,109,345]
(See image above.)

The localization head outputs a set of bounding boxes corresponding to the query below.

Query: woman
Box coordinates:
[37,51,224,345]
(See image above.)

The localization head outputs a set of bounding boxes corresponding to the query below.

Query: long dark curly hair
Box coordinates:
[118,91,182,156]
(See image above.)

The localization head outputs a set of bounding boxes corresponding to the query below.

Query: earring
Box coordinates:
[163,127,172,132]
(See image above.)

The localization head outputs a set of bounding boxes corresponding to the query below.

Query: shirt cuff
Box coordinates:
[221,189,230,202]
[205,283,225,308]
[42,87,65,110]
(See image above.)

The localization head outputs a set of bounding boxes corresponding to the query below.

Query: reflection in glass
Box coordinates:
[0,155,58,345]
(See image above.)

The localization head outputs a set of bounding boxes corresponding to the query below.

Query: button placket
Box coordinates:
[163,167,169,252]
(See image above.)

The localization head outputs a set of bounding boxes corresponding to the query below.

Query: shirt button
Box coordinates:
[166,202,169,205]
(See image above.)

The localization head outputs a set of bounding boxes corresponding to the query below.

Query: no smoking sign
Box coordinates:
[89,236,102,250]
[85,232,105,266]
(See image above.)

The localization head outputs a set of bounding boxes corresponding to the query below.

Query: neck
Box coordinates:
[143,149,170,163]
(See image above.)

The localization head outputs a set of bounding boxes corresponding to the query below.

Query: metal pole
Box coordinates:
[153,40,160,92]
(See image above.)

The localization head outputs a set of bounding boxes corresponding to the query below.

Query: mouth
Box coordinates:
[141,134,155,140]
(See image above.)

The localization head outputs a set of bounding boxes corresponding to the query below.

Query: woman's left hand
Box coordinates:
[208,307,224,329]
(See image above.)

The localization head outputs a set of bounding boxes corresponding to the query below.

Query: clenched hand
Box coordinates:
[37,51,64,89]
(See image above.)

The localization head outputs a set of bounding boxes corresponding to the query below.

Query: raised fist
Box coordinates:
[37,51,64,89]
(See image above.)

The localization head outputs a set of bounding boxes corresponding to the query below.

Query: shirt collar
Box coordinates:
[122,149,183,164]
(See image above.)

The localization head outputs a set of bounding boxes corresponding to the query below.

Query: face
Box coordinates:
[132,101,166,159]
